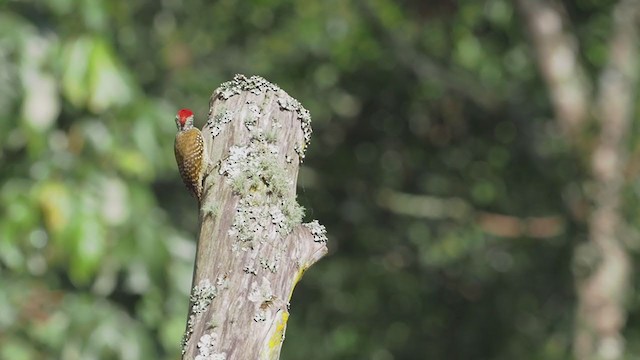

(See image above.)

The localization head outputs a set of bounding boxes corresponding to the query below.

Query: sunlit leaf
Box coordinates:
[61,36,93,107]
[38,181,72,235]
[0,339,36,360]
[88,39,134,112]
[114,148,153,179]
[69,216,106,285]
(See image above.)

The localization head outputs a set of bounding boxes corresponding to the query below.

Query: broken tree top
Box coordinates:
[208,74,313,162]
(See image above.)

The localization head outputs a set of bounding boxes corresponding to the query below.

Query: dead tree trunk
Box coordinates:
[180,75,328,360]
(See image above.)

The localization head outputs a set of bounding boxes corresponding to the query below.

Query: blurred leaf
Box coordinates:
[38,181,73,235]
[114,148,153,179]
[70,216,106,285]
[88,39,134,112]
[62,36,135,112]
[31,311,70,349]
[0,340,36,360]
[0,235,24,270]
[21,71,60,132]
[62,36,93,108]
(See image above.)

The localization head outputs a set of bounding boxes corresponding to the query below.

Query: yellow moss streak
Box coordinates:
[287,265,308,302]
[260,267,308,359]
[269,311,289,349]
[261,310,290,360]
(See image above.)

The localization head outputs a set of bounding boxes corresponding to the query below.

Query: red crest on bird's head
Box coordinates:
[176,108,194,127]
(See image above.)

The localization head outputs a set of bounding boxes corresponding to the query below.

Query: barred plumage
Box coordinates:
[174,109,206,202]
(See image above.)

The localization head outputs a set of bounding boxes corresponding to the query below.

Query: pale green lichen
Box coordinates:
[206,318,219,331]
[202,201,221,219]
[219,137,304,251]
[264,129,278,143]
[181,279,217,355]
[283,199,304,231]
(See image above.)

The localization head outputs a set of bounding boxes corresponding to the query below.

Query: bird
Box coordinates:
[174,108,207,203]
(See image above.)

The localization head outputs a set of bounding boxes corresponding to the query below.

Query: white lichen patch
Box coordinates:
[271,116,282,130]
[215,273,229,289]
[191,279,217,313]
[269,205,286,228]
[182,279,218,354]
[207,110,234,137]
[249,278,275,322]
[219,146,250,179]
[260,254,280,273]
[253,311,267,322]
[277,95,313,162]
[297,107,312,152]
[214,74,281,100]
[249,277,274,302]
[195,332,227,360]
[304,220,328,243]
[277,97,300,112]
[243,265,258,275]
[293,144,304,162]
[245,104,261,130]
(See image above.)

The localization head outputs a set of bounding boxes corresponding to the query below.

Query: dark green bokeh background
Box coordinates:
[1,0,639,359]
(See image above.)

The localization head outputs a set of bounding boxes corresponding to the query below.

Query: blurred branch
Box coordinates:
[356,0,502,110]
[574,1,640,358]
[377,189,565,239]
[376,188,471,220]
[516,0,590,138]
[476,212,565,239]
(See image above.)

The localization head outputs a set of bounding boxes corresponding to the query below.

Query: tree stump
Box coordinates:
[180,75,328,360]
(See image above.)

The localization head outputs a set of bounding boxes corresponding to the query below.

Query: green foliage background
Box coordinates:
[1,0,639,359]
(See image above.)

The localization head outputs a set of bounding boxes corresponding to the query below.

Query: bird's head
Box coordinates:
[176,108,195,131]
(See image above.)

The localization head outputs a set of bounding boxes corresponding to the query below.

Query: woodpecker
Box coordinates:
[174,108,206,203]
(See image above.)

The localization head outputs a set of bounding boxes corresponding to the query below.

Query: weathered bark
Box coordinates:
[180,75,328,360]
[518,1,640,359]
